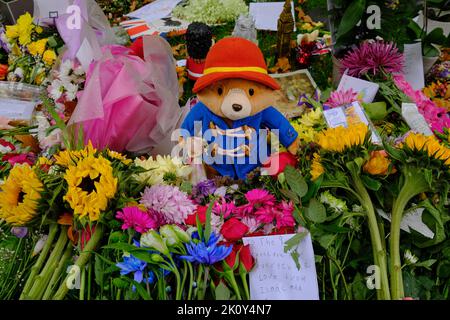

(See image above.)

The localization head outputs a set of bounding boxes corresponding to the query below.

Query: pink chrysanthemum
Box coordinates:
[140,185,196,225]
[255,201,296,229]
[212,199,236,219]
[340,41,404,77]
[116,206,158,234]
[325,89,361,108]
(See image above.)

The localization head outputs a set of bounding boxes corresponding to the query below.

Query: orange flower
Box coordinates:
[0,64,8,80]
[363,150,395,175]
[57,212,73,225]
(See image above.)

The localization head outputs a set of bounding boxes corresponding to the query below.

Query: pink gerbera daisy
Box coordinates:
[254,201,295,229]
[237,189,277,217]
[325,88,361,108]
[116,206,158,234]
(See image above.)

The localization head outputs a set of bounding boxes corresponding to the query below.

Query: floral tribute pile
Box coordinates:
[1,7,450,301]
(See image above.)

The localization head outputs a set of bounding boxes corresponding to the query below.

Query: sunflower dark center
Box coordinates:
[79,175,100,193]
[17,191,25,204]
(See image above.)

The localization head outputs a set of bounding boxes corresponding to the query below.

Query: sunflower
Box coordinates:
[315,123,369,153]
[0,164,43,226]
[310,153,325,181]
[63,156,117,222]
[402,133,450,167]
[107,150,132,165]
[54,141,97,167]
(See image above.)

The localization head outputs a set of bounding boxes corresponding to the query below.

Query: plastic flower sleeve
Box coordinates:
[69,36,182,154]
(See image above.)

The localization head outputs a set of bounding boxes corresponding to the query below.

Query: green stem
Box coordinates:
[27,226,68,300]
[187,262,194,300]
[20,223,58,299]
[169,256,182,300]
[53,224,104,300]
[42,243,72,300]
[226,271,242,300]
[351,171,391,300]
[180,261,188,299]
[87,260,92,300]
[194,264,203,300]
[80,265,86,300]
[390,167,430,300]
[240,272,250,300]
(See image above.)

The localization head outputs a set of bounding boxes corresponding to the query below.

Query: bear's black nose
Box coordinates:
[232,104,243,112]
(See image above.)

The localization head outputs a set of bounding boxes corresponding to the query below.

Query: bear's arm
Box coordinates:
[261,106,299,147]
[180,103,206,139]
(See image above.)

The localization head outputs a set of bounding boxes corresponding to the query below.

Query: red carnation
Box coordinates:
[221,218,249,242]
[185,205,207,226]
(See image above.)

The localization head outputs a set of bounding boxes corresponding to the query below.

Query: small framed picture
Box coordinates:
[270,69,319,119]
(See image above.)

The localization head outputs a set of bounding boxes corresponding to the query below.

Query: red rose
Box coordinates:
[221,218,249,242]
[80,225,96,250]
[185,205,207,226]
[0,64,8,81]
[262,152,298,177]
[239,244,255,273]
[224,244,241,270]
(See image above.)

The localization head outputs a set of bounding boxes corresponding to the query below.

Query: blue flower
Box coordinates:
[116,255,147,283]
[180,232,232,265]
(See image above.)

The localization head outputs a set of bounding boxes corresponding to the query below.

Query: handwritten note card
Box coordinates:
[402,42,425,91]
[243,233,319,300]
[337,74,379,103]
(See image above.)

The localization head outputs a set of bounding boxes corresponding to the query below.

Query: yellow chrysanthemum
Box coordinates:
[63,156,117,222]
[43,49,56,65]
[16,13,34,46]
[403,133,450,167]
[107,150,132,165]
[316,124,369,153]
[27,38,48,56]
[5,25,19,39]
[310,153,325,181]
[36,156,54,167]
[290,108,324,143]
[0,164,43,226]
[54,141,97,167]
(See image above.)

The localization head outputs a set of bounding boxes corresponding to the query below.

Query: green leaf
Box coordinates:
[280,188,300,204]
[425,28,445,45]
[361,175,382,191]
[290,250,301,271]
[437,261,450,278]
[133,281,152,300]
[317,234,335,250]
[423,169,433,188]
[284,231,308,253]
[108,231,127,244]
[335,0,366,41]
[215,281,231,300]
[102,242,139,252]
[47,36,58,48]
[180,181,192,194]
[413,259,437,270]
[362,102,387,121]
[305,198,326,223]
[94,255,103,287]
[284,165,308,198]
[113,278,130,289]
[204,201,214,244]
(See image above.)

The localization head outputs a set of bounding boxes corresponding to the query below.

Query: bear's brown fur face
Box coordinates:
[197,78,276,121]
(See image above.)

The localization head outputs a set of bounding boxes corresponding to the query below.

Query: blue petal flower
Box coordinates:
[180,232,232,265]
[116,255,147,283]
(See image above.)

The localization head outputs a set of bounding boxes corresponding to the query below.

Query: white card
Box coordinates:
[337,74,379,103]
[402,42,425,91]
[243,233,319,300]
[401,103,433,136]
[126,0,182,23]
[249,2,296,31]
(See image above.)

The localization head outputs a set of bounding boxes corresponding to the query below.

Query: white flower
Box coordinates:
[134,155,192,186]
[73,65,85,76]
[141,230,169,256]
[14,67,24,79]
[64,82,79,101]
[404,249,419,265]
[320,190,348,213]
[32,235,48,256]
[49,79,64,100]
[59,59,73,77]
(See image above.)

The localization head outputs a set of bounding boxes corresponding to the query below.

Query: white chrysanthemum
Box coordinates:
[134,155,192,186]
[49,79,64,100]
[63,82,79,101]
[404,249,419,265]
[319,190,348,213]
[59,59,73,77]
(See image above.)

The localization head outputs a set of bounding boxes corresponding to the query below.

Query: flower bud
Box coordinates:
[141,230,169,256]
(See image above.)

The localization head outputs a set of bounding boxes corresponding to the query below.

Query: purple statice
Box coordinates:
[340,41,404,78]
[140,185,196,225]
[191,179,217,203]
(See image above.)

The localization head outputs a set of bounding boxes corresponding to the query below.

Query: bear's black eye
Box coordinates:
[218,87,223,96]
[249,88,255,96]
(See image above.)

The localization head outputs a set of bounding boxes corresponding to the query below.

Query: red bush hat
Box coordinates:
[193,37,281,93]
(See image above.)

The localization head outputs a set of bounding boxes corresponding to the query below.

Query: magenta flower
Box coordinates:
[255,201,295,229]
[116,206,158,234]
[237,189,277,217]
[2,153,35,166]
[212,199,236,219]
[325,89,361,109]
[340,41,404,77]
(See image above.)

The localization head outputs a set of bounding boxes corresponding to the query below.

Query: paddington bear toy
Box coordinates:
[180,37,300,180]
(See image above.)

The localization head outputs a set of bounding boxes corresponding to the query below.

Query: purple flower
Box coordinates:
[11,227,28,238]
[340,41,404,77]
[193,179,217,197]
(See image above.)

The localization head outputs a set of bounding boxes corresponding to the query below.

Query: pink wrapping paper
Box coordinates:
[69,36,181,154]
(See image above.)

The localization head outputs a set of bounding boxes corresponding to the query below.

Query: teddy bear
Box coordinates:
[180,37,300,180]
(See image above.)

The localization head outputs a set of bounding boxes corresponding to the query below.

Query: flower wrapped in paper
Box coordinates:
[69,36,182,154]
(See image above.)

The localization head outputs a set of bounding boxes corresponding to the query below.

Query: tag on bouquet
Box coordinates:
[0,98,36,124]
[323,101,382,145]
[337,74,379,103]
[243,233,319,300]
[401,103,434,136]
